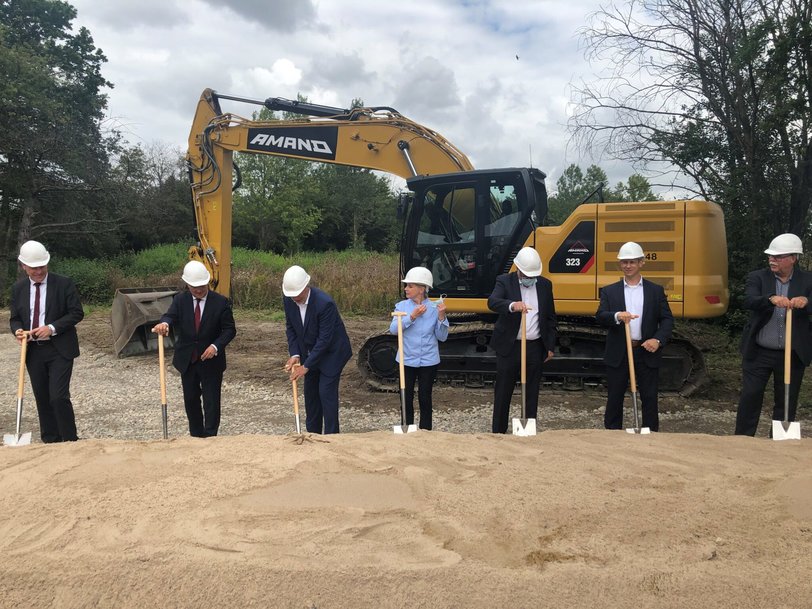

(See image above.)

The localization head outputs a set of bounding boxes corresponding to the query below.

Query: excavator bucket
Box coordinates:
[112,287,178,357]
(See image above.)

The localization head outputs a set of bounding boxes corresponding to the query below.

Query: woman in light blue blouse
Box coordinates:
[389,267,449,430]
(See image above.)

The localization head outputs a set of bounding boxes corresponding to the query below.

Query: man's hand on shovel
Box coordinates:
[289,364,308,381]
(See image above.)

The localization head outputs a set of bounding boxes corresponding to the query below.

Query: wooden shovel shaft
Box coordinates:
[17,332,29,400]
[624,321,638,393]
[158,333,167,405]
[520,309,527,419]
[392,312,407,391]
[291,364,300,418]
[784,307,793,385]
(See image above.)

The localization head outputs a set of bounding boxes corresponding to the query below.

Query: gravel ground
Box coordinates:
[1,310,806,443]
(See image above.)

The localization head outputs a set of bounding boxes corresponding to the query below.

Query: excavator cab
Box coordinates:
[402,167,546,301]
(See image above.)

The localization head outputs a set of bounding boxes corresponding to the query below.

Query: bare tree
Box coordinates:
[570,0,812,277]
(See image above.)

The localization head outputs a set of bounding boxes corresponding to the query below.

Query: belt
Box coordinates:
[28,339,54,347]
[630,340,642,348]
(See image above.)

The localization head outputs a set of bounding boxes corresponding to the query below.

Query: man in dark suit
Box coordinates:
[596,242,674,432]
[152,261,236,438]
[283,265,352,434]
[735,233,812,436]
[488,247,557,433]
[9,240,84,443]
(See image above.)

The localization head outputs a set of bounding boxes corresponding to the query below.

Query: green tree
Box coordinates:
[0,0,116,293]
[571,0,812,281]
[547,163,656,223]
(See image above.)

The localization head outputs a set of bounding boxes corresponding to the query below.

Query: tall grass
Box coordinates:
[51,243,400,315]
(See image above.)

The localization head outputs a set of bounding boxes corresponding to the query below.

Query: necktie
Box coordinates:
[32,282,41,330]
[194,298,202,332]
[191,298,201,363]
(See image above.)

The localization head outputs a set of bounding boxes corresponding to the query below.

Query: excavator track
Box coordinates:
[357,320,707,396]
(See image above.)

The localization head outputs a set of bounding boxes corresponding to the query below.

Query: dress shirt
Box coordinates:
[389,298,449,367]
[29,276,56,337]
[510,282,540,340]
[192,293,218,354]
[290,292,310,359]
[614,278,644,340]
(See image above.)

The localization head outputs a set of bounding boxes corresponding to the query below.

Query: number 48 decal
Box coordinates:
[645,253,658,260]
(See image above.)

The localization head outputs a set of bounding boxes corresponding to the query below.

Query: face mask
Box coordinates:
[520,277,537,288]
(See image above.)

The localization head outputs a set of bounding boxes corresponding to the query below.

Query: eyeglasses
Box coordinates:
[767,254,794,260]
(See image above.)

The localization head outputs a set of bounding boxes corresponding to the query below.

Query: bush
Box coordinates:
[51,258,116,305]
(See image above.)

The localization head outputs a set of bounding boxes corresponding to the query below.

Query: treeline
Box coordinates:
[51,244,400,314]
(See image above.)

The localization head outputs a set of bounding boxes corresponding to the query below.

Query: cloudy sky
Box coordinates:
[69,0,635,192]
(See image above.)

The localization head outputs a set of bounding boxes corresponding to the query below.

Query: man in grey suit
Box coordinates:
[596,242,674,432]
[735,233,812,436]
[9,240,84,443]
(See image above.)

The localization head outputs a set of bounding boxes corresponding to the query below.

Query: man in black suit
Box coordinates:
[283,265,352,434]
[152,261,236,437]
[596,242,674,432]
[488,247,557,433]
[735,233,812,436]
[9,240,84,443]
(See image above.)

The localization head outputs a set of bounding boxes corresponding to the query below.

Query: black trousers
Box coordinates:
[492,339,544,433]
[604,347,660,432]
[26,341,78,443]
[403,364,438,430]
[180,362,223,437]
[735,345,805,436]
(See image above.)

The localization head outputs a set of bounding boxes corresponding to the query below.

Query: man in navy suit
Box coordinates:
[153,261,236,437]
[596,242,674,432]
[488,247,557,434]
[10,240,84,443]
[735,233,812,436]
[283,265,352,434]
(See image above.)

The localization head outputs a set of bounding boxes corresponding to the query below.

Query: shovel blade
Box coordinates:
[393,424,418,434]
[3,432,32,447]
[626,427,651,435]
[512,418,537,436]
[771,420,801,441]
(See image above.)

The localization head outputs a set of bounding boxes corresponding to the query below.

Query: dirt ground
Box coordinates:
[3,311,812,609]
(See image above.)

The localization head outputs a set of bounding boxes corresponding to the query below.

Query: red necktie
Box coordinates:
[194,298,202,332]
[32,282,41,330]
[191,298,201,363]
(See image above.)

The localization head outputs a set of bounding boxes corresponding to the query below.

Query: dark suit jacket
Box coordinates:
[596,279,674,368]
[161,290,236,375]
[284,287,352,376]
[9,272,84,360]
[739,267,812,365]
[488,273,557,357]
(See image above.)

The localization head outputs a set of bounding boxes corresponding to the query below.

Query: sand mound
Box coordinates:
[1,430,811,608]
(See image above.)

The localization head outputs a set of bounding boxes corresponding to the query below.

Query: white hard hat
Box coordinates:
[764,233,803,256]
[282,265,311,297]
[617,242,645,260]
[513,247,542,277]
[181,260,211,287]
[18,240,50,267]
[401,266,433,288]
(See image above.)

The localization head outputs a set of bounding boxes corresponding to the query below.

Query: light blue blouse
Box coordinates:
[389,298,449,367]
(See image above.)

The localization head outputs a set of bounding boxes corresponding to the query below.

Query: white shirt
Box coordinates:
[28,276,56,336]
[512,281,540,341]
[194,294,207,318]
[296,291,310,325]
[619,278,645,340]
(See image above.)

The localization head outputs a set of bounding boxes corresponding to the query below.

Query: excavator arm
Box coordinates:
[186,88,473,293]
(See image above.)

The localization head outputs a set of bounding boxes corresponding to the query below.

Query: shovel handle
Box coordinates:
[784,307,793,385]
[17,331,29,399]
[624,321,638,393]
[520,309,527,385]
[157,333,167,405]
[392,312,407,391]
[291,363,300,417]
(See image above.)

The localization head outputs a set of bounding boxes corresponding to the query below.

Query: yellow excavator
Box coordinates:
[112,88,729,394]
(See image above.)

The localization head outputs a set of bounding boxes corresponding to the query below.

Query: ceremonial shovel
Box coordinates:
[157,333,169,439]
[512,308,537,436]
[4,332,32,447]
[392,312,417,434]
[772,307,802,441]
[624,322,650,435]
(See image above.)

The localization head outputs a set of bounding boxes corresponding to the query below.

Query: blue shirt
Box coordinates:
[389,298,449,367]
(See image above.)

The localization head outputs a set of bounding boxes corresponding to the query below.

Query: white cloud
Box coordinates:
[68,0,650,190]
